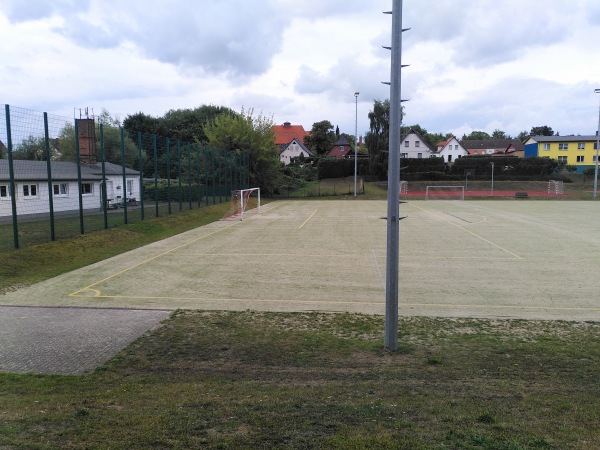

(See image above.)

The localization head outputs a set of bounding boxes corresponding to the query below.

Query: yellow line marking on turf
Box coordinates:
[299,208,318,229]
[69,221,244,297]
[409,202,522,260]
[68,200,292,297]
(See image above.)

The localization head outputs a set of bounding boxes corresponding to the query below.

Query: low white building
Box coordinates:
[279,138,314,165]
[400,128,435,159]
[435,136,468,164]
[0,160,141,218]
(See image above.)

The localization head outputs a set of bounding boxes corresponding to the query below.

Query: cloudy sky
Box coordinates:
[1,0,600,140]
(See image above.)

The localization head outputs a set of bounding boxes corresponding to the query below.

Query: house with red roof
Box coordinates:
[273,122,309,146]
[326,136,353,159]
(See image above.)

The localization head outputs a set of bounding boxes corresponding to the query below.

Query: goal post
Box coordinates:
[222,187,261,221]
[548,180,564,195]
[425,185,465,200]
[400,180,408,195]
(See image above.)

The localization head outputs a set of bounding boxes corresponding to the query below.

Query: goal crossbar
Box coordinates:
[222,187,261,221]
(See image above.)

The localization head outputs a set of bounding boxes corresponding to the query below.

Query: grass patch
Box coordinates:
[1,312,599,448]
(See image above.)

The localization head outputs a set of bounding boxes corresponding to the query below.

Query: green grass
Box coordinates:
[1,311,599,448]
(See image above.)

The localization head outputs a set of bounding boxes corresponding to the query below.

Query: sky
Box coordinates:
[1,0,600,141]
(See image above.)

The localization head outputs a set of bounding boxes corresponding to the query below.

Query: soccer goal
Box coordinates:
[548,180,564,195]
[425,185,465,200]
[400,180,408,195]
[222,188,261,221]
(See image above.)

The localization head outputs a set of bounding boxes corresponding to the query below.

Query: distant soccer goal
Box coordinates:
[425,185,465,200]
[400,180,408,195]
[222,188,261,221]
[548,180,564,195]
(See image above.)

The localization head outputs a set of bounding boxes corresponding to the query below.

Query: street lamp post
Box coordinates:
[354,92,359,197]
[594,89,600,199]
[491,161,494,197]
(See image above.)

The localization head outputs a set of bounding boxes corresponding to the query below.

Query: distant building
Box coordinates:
[460,139,524,157]
[524,134,600,173]
[273,122,309,146]
[400,128,435,159]
[327,136,353,159]
[279,138,314,165]
[435,136,468,164]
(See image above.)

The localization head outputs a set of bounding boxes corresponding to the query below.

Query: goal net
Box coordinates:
[548,180,564,195]
[400,180,408,195]
[222,188,261,221]
[425,185,465,200]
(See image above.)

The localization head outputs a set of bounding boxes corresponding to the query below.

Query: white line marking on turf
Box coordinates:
[299,208,318,229]
[409,202,522,260]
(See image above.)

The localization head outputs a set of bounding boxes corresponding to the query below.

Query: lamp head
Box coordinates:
[355,92,360,97]
[595,89,600,94]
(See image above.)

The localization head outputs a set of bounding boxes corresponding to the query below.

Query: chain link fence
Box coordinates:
[0,105,249,251]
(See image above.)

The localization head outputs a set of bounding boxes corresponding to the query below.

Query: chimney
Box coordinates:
[283,121,291,128]
[359,136,363,146]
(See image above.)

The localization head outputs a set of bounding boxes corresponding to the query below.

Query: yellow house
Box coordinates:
[524,135,600,173]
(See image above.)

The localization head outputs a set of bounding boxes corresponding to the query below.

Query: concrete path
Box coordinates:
[0,306,171,375]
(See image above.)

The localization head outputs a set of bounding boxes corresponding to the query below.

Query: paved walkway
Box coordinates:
[0,306,171,375]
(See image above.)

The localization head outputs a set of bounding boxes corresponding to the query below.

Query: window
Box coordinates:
[543,143,550,151]
[0,184,10,199]
[595,143,599,150]
[404,141,409,147]
[594,156,599,162]
[417,153,423,159]
[558,143,568,150]
[127,180,134,195]
[577,155,585,163]
[401,153,408,158]
[339,146,344,152]
[53,183,68,196]
[578,143,585,150]
[23,184,38,198]
[415,141,420,147]
[82,183,93,195]
[558,156,568,163]
[455,145,459,150]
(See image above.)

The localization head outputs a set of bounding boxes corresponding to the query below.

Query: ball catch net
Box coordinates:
[222,188,261,221]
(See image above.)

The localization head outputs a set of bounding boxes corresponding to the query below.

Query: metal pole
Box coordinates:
[385,0,403,351]
[491,162,494,197]
[594,89,600,199]
[354,92,359,197]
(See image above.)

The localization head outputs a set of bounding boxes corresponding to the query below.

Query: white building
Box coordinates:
[401,128,435,159]
[279,138,315,165]
[435,136,468,164]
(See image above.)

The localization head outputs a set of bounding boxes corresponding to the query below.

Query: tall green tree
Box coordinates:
[491,129,510,139]
[462,130,491,140]
[204,108,280,194]
[304,120,337,156]
[530,125,554,136]
[365,99,391,179]
[517,130,529,141]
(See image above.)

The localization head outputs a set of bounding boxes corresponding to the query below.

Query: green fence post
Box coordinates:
[153,135,159,217]
[43,112,56,241]
[120,127,128,225]
[177,140,182,211]
[74,119,84,235]
[166,137,172,214]
[100,124,108,229]
[196,144,202,208]
[187,142,192,210]
[5,105,19,249]
[138,131,145,221]
[211,147,216,205]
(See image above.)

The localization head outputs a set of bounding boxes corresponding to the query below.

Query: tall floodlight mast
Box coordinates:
[384,0,408,351]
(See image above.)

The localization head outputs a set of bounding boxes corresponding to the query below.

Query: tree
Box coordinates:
[517,130,529,141]
[462,131,491,140]
[204,108,280,194]
[12,135,59,161]
[491,129,510,139]
[530,126,554,136]
[304,120,337,156]
[426,132,453,148]
[365,99,391,179]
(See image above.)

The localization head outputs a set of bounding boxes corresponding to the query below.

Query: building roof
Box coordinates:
[460,139,524,151]
[528,135,599,142]
[279,138,315,157]
[402,128,435,151]
[273,122,309,145]
[0,160,138,181]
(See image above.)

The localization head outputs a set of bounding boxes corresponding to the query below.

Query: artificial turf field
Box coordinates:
[2,199,599,322]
